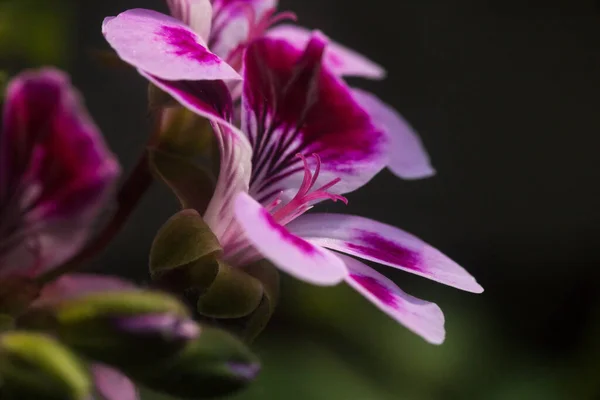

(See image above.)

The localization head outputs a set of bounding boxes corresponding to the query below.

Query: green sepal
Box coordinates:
[0,332,91,400]
[149,209,222,290]
[196,260,264,319]
[153,106,216,159]
[132,327,260,399]
[215,260,281,342]
[149,150,215,214]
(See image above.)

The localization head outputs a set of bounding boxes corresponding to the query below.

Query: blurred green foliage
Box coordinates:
[141,277,600,399]
[0,0,71,68]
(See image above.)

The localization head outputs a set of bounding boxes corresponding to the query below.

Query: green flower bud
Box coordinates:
[132,327,260,399]
[0,331,91,400]
[20,290,199,369]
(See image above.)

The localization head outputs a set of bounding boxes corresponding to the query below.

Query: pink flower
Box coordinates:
[103,3,435,180]
[0,69,120,279]
[157,32,483,344]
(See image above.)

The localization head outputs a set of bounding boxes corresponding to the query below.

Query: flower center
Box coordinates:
[219,7,297,70]
[268,154,347,226]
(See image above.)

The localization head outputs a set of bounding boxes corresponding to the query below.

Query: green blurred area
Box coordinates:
[0,0,71,69]
[139,277,600,399]
[3,1,600,399]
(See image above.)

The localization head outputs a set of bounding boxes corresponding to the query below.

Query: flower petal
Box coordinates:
[167,0,213,41]
[267,25,386,80]
[102,9,240,81]
[142,70,234,125]
[352,89,435,179]
[210,0,278,60]
[242,32,388,203]
[0,69,120,277]
[203,122,253,251]
[92,364,139,400]
[288,213,483,293]
[341,254,445,344]
[233,192,347,286]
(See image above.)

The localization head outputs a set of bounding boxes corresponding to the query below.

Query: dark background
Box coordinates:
[2,0,600,398]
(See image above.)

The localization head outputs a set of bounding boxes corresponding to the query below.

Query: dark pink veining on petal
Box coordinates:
[259,208,316,255]
[347,230,424,273]
[243,34,386,191]
[160,26,220,64]
[351,273,397,308]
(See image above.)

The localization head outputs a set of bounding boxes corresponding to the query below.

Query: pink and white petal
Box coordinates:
[242,33,388,203]
[341,254,445,344]
[233,192,347,286]
[210,0,278,61]
[32,273,137,307]
[102,9,240,81]
[92,364,139,400]
[142,70,234,126]
[267,25,386,80]
[352,89,435,180]
[167,0,213,41]
[203,123,253,248]
[288,213,483,293]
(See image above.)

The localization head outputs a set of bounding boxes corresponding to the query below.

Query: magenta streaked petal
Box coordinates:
[267,25,386,80]
[288,213,483,293]
[242,33,388,202]
[233,192,347,286]
[33,273,137,307]
[92,364,139,400]
[0,69,119,276]
[341,254,445,344]
[167,0,213,41]
[142,70,234,124]
[102,9,240,81]
[352,89,435,180]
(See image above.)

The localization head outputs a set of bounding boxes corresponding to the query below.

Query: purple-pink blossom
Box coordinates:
[101,3,482,344]
[0,69,120,280]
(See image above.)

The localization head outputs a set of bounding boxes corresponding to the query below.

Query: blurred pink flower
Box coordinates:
[0,69,120,280]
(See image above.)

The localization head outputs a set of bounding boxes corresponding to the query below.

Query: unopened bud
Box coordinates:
[0,331,91,400]
[132,327,259,399]
[20,290,199,368]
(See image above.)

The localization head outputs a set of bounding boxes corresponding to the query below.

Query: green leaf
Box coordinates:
[0,332,91,400]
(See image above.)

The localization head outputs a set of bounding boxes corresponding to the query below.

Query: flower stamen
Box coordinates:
[271,153,347,225]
